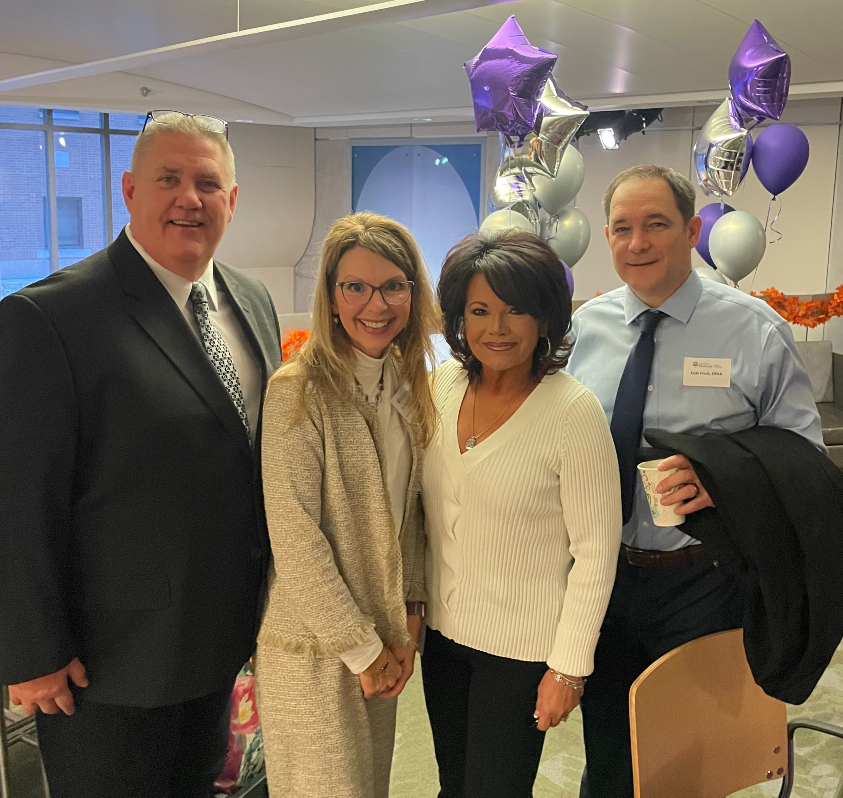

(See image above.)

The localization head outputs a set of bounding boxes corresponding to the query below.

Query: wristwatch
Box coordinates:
[405,602,426,618]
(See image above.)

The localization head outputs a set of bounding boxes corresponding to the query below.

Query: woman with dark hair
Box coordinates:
[421,229,622,797]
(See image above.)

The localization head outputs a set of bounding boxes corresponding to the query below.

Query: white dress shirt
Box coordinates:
[338,348,413,674]
[125,225,261,443]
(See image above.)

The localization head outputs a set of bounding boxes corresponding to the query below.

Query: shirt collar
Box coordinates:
[124,224,217,311]
[622,269,702,326]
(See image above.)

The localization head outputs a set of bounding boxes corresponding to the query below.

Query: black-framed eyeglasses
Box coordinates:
[142,110,229,140]
[336,280,414,306]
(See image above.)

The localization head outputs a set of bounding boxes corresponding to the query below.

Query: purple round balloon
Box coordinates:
[562,261,574,297]
[752,123,809,197]
[696,202,736,268]
[464,16,557,142]
[729,20,791,128]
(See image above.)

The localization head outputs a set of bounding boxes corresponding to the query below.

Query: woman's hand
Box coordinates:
[359,646,401,699]
[533,670,582,731]
[379,613,423,699]
[379,644,416,699]
[406,614,422,648]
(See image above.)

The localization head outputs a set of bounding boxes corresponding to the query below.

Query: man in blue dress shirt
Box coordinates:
[567,165,823,798]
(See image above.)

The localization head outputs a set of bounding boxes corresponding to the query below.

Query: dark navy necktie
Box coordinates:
[610,310,666,524]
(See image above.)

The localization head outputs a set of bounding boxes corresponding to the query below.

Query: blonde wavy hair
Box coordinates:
[287,212,439,447]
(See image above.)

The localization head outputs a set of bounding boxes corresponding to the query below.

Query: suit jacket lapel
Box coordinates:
[214,262,274,390]
[109,233,253,461]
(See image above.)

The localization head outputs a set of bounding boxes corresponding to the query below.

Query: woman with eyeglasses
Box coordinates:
[255,212,438,798]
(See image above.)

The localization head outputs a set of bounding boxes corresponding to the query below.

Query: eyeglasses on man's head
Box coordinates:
[142,110,229,140]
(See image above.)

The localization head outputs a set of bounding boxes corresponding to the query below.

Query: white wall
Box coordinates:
[215,122,315,314]
[572,102,843,310]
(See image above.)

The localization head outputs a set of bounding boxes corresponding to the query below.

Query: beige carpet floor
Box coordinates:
[390,643,843,798]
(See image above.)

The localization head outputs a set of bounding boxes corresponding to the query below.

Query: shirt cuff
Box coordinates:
[337,629,383,674]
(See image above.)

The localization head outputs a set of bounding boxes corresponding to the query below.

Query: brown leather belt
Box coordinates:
[620,543,709,568]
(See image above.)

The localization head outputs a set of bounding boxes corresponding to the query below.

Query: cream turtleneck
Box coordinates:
[337,348,413,674]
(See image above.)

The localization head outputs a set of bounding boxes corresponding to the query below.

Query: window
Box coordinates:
[352,141,484,364]
[57,197,83,248]
[352,143,483,284]
[0,107,139,297]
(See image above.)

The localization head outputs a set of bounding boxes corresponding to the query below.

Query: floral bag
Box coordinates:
[213,661,264,794]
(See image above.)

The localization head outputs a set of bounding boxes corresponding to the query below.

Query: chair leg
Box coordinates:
[778,718,843,798]
[0,689,12,798]
[40,755,50,798]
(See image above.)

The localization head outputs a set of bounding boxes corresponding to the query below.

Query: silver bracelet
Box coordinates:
[550,670,585,693]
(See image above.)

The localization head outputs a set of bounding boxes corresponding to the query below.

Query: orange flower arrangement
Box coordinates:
[751,285,843,329]
[281,329,310,360]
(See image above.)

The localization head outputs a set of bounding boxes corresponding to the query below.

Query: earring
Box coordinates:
[332,315,340,325]
[537,336,551,358]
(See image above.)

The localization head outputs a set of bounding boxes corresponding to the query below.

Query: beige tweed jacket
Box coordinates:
[257,361,426,658]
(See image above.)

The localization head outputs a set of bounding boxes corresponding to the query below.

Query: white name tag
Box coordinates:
[683,357,731,387]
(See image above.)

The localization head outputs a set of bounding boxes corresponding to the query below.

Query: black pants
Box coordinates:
[421,627,549,798]
[36,683,233,798]
[579,555,746,798]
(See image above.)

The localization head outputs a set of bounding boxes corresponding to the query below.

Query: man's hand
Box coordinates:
[656,454,714,515]
[9,658,89,716]
[533,670,581,731]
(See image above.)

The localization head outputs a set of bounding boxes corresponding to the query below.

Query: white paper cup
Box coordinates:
[637,459,683,527]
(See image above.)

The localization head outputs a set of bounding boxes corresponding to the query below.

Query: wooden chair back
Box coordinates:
[629,629,788,798]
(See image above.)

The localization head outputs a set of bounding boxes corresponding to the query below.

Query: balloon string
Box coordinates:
[765,196,783,245]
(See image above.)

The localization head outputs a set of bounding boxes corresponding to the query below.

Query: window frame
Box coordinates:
[0,107,142,275]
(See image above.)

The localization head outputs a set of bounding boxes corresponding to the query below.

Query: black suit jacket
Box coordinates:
[645,426,843,705]
[0,231,282,707]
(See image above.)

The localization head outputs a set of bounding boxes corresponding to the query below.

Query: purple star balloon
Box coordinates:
[465,16,557,143]
[728,20,791,129]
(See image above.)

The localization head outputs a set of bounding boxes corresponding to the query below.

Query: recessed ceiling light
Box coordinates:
[414,117,432,122]
[235,119,254,123]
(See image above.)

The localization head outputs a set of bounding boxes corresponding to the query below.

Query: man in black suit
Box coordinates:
[0,111,282,797]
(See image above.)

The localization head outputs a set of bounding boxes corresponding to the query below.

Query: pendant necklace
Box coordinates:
[465,379,528,450]
[355,362,386,413]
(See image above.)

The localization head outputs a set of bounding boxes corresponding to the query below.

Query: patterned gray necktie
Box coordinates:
[189,282,251,443]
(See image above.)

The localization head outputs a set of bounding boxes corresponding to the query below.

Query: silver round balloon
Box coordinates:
[480,208,537,234]
[532,145,585,216]
[694,265,728,284]
[694,98,752,197]
[708,210,766,282]
[547,207,590,267]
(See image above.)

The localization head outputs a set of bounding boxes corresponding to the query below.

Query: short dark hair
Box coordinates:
[603,165,697,223]
[438,229,572,379]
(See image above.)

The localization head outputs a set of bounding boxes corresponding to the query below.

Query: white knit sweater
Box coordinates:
[422,359,622,676]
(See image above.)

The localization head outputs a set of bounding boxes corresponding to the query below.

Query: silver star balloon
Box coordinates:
[694,98,753,197]
[498,142,554,186]
[509,198,540,227]
[489,166,535,208]
[532,77,589,177]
